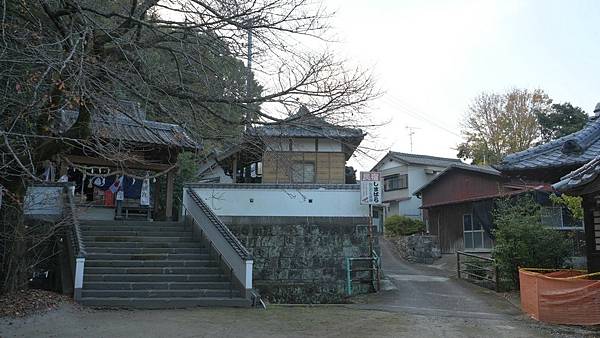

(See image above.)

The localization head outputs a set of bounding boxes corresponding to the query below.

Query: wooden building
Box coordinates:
[55,101,199,220]
[198,106,364,184]
[414,164,562,253]
[553,156,600,273]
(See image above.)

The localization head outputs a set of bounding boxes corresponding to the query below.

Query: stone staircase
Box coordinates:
[79,220,252,308]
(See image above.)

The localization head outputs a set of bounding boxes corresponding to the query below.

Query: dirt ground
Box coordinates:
[0,303,598,338]
[2,239,598,337]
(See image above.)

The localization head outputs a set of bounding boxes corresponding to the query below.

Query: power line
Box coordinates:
[380,95,462,138]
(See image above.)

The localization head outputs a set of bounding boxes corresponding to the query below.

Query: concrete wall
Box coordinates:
[222,216,375,303]
[191,184,368,217]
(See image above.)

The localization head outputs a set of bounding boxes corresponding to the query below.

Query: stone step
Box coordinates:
[84,241,201,248]
[81,221,183,227]
[86,247,206,254]
[82,289,240,298]
[86,253,207,261]
[84,274,227,283]
[83,281,232,290]
[85,260,215,268]
[83,231,193,237]
[81,226,190,232]
[80,297,252,308]
[84,266,222,275]
[82,236,192,243]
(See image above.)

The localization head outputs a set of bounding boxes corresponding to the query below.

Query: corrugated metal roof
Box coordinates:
[61,110,199,150]
[497,117,599,171]
[553,156,600,192]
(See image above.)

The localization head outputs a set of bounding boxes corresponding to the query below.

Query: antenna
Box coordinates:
[405,126,420,153]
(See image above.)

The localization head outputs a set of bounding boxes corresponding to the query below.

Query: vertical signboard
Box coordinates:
[360,172,382,205]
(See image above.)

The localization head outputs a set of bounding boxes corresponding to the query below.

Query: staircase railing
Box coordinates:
[182,187,254,297]
[62,184,86,302]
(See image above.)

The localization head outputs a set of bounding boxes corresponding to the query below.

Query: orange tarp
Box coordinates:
[519,268,600,325]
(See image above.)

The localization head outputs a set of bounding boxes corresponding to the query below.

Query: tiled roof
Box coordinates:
[387,152,462,167]
[61,110,199,150]
[413,163,500,196]
[497,117,598,171]
[553,156,600,192]
[248,106,365,139]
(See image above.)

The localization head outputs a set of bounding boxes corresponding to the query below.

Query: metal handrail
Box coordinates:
[66,195,84,256]
[185,214,236,298]
[346,251,382,296]
[456,251,499,292]
[64,187,86,258]
[185,189,251,260]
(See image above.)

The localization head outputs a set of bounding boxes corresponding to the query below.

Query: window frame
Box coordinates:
[383,173,408,191]
[291,161,316,183]
[540,206,583,230]
[463,213,491,251]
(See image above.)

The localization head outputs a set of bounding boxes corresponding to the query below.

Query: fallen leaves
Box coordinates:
[0,289,71,318]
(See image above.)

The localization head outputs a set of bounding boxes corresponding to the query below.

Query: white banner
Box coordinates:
[360,172,382,205]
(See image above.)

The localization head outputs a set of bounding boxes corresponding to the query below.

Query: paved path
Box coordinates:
[355,239,520,320]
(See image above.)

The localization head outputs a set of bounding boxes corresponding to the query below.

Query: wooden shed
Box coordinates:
[414,164,557,254]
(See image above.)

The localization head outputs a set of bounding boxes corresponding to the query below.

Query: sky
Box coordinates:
[319,0,600,171]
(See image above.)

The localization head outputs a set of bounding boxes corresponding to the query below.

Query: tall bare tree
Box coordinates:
[457,89,552,165]
[0,0,377,293]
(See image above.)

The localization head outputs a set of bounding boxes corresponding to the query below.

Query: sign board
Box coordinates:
[360,172,382,205]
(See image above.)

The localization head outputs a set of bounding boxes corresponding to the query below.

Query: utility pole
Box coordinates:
[405,126,420,153]
[245,20,254,131]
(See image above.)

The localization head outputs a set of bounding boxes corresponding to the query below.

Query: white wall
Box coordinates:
[264,138,342,153]
[192,185,368,217]
[317,138,342,152]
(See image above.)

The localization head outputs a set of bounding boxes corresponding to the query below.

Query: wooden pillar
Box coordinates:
[583,195,600,273]
[165,170,174,221]
[232,156,238,183]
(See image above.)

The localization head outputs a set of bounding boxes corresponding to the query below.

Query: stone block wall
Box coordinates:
[222,216,377,304]
[390,234,441,264]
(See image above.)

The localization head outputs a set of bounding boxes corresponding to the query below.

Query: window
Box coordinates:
[540,206,583,229]
[541,207,563,228]
[384,174,408,191]
[291,161,315,183]
[463,214,492,250]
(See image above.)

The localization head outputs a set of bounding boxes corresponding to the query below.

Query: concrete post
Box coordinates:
[74,257,85,302]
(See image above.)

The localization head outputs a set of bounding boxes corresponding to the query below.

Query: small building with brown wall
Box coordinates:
[413,164,569,254]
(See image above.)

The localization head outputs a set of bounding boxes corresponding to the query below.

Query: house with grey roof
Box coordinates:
[192,107,378,303]
[496,104,598,182]
[370,152,462,224]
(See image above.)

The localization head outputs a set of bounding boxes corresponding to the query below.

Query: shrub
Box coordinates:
[492,195,572,289]
[384,215,425,237]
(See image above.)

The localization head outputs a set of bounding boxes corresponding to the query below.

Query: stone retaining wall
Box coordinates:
[222,216,377,303]
[390,234,441,264]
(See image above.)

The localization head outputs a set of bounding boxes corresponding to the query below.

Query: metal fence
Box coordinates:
[456,251,499,292]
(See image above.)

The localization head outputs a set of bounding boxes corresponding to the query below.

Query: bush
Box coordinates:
[384,215,425,237]
[492,195,572,289]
